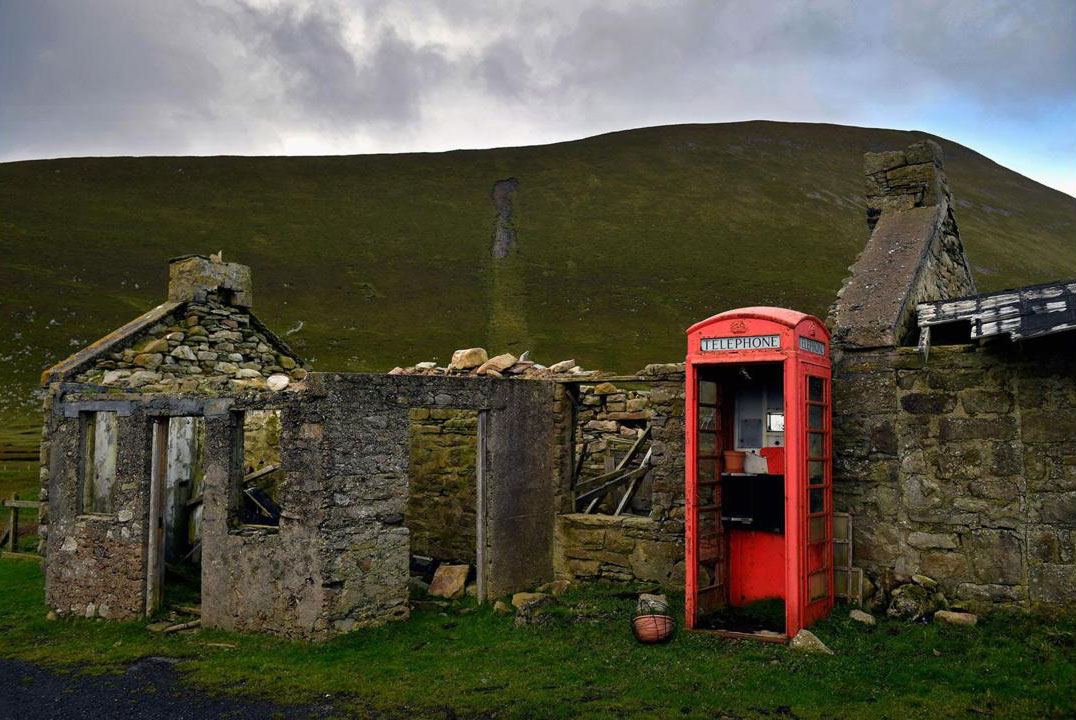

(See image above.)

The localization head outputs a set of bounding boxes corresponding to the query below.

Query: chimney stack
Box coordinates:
[863,139,951,231]
[168,254,253,307]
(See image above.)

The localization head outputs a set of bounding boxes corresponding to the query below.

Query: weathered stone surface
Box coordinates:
[447,348,488,370]
[133,353,163,369]
[790,629,834,654]
[548,359,577,373]
[537,579,571,596]
[430,565,471,599]
[512,591,551,609]
[849,609,876,625]
[170,345,197,361]
[478,353,517,375]
[266,373,290,391]
[911,574,938,591]
[493,600,513,614]
[592,382,618,395]
[887,583,932,620]
[934,610,977,626]
[139,338,170,354]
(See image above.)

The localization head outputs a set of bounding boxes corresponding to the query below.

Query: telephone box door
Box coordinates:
[800,367,833,626]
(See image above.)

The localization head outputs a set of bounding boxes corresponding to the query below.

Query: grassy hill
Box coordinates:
[1,121,1073,446]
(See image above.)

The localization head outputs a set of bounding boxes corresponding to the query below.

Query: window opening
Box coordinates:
[240,409,282,526]
[80,411,118,514]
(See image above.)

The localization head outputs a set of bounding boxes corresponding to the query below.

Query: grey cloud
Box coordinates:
[0,0,1072,194]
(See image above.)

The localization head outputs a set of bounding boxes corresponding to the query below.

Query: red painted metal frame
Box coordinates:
[684,306,833,640]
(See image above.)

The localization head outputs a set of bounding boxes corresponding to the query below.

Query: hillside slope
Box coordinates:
[1,121,1073,429]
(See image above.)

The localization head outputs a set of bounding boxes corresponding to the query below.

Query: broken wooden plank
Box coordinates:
[580,450,652,513]
[242,463,281,486]
[162,619,200,633]
[574,426,651,490]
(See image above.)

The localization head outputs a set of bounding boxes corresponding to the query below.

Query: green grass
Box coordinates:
[1,558,1073,719]
[1,121,1074,448]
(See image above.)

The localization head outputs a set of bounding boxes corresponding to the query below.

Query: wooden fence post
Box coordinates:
[7,493,17,553]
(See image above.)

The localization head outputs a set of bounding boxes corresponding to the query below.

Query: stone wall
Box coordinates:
[44,372,556,638]
[406,408,478,564]
[553,363,687,587]
[833,335,1076,612]
[42,404,152,620]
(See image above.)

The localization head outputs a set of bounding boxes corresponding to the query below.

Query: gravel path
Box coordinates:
[0,656,338,720]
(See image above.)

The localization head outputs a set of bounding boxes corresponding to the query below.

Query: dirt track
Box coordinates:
[0,656,337,720]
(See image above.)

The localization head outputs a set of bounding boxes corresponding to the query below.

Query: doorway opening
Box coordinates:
[694,362,786,637]
[405,408,486,600]
[148,416,206,615]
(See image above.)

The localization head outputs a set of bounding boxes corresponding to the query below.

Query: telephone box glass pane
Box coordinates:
[809,487,824,513]
[808,432,825,458]
[808,404,824,430]
[698,406,717,432]
[810,516,825,542]
[699,380,717,405]
[809,460,825,484]
[808,376,825,403]
[698,458,716,483]
[834,514,850,539]
[809,571,827,601]
[698,432,716,454]
[809,543,825,571]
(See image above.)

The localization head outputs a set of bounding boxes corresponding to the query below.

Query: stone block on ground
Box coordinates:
[934,610,978,626]
[511,592,552,610]
[548,359,577,373]
[849,609,876,625]
[428,564,469,599]
[493,600,513,614]
[790,629,834,654]
[887,583,933,621]
[537,579,572,596]
[637,593,670,614]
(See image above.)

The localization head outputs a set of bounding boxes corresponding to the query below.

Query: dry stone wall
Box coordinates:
[833,335,1076,612]
[72,291,307,393]
[553,363,687,587]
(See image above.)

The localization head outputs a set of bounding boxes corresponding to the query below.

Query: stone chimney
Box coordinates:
[168,254,253,308]
[864,139,951,231]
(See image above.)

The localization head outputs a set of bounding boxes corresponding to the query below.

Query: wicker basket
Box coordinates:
[632,614,675,644]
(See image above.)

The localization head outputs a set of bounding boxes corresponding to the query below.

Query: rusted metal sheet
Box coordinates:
[917,280,1076,341]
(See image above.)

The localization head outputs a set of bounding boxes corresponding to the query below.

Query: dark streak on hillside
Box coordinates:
[491,177,520,258]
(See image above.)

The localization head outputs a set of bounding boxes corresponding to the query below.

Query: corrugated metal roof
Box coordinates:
[917,279,1076,341]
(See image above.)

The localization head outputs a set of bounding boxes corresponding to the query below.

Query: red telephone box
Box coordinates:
[685,307,833,641]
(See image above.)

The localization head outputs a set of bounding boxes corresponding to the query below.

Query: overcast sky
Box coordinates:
[2,0,1074,195]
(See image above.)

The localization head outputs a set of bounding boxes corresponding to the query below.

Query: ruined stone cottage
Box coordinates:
[38,140,1074,640]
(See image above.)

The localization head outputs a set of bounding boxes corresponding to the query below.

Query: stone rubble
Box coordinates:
[934,610,978,626]
[428,564,470,599]
[790,629,834,655]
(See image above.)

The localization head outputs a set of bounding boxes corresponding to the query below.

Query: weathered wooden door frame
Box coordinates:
[145,417,169,616]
